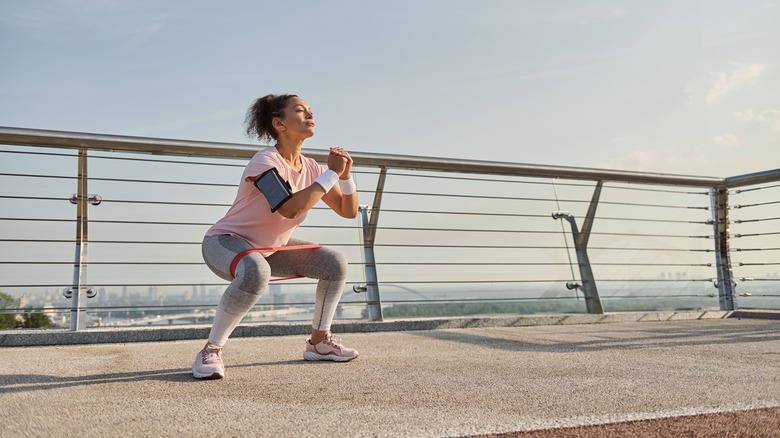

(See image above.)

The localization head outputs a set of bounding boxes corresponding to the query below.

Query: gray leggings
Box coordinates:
[202,235,348,342]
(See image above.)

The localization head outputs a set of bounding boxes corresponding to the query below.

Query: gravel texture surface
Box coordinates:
[2,318,778,437]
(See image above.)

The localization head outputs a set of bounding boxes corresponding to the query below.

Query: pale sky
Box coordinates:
[2,0,779,178]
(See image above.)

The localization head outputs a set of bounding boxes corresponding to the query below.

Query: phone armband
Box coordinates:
[253,167,293,213]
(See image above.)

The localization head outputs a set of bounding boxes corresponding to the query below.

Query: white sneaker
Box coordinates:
[303,335,359,362]
[192,343,225,379]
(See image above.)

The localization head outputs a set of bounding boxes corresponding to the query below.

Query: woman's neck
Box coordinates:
[275,138,305,170]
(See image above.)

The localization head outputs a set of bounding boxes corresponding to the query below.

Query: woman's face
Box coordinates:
[276,97,315,139]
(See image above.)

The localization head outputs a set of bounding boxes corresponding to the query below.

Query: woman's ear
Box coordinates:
[272,117,285,131]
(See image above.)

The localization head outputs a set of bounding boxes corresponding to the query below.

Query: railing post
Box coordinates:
[67,149,90,330]
[710,186,737,310]
[552,180,605,314]
[357,167,387,321]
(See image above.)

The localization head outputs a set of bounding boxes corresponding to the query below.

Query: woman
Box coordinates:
[193,94,359,380]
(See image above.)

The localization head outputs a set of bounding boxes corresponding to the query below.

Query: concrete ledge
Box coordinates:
[0,309,739,347]
[731,309,780,320]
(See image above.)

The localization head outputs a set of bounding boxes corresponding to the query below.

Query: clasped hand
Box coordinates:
[327,147,352,179]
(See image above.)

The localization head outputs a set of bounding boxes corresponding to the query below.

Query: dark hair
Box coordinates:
[244,94,298,142]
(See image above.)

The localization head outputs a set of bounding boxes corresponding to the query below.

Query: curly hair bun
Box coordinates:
[244,94,298,142]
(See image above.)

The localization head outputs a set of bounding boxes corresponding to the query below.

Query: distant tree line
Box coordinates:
[0,292,55,329]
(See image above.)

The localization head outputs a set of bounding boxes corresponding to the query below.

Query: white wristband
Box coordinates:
[314,169,339,192]
[339,176,356,195]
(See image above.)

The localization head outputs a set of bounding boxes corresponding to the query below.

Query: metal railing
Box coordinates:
[1,126,778,330]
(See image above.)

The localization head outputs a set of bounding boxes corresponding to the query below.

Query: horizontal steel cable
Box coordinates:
[736,262,780,266]
[432,289,715,297]
[0,213,711,227]
[0,217,361,231]
[732,247,780,252]
[347,278,714,284]
[375,294,714,305]
[88,198,232,207]
[0,278,364,289]
[0,172,74,180]
[367,226,709,239]
[0,261,361,267]
[378,278,716,284]
[0,239,355,246]
[343,261,713,267]
[59,197,334,209]
[0,217,74,222]
[377,296,586,304]
[379,190,708,209]
[590,278,714,282]
[89,152,246,167]
[0,281,314,288]
[372,208,552,219]
[734,200,780,208]
[89,176,237,187]
[373,208,706,224]
[0,261,202,265]
[739,296,780,301]
[381,170,595,187]
[387,170,707,195]
[0,260,716,269]
[600,294,716,298]
[733,183,780,193]
[0,148,77,158]
[0,239,722,254]
[0,195,70,201]
[373,243,714,252]
[733,231,780,238]
[601,184,709,196]
[734,216,780,223]
[0,301,368,313]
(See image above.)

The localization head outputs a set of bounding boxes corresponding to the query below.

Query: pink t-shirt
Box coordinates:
[205,147,325,253]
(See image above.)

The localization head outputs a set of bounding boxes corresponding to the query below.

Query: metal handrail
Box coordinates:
[0,126,750,187]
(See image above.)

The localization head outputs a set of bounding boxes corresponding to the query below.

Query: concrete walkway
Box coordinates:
[2,315,779,437]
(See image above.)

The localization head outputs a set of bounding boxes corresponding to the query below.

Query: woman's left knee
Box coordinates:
[320,249,348,280]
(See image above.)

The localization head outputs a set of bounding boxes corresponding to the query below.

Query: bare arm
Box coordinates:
[275,148,351,219]
[275,183,328,219]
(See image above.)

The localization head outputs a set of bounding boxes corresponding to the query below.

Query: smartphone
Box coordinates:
[254,167,293,213]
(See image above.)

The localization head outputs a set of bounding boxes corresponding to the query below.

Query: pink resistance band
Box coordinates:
[229,244,322,279]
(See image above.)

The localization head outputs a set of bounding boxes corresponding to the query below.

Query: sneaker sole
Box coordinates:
[303,351,358,362]
[192,369,225,380]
